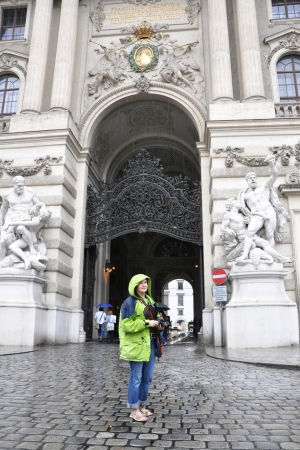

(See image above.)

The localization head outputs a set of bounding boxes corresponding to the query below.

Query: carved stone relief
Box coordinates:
[185,0,201,25]
[214,145,296,168]
[123,0,162,5]
[89,130,114,172]
[90,2,106,33]
[0,53,27,77]
[86,23,204,106]
[129,104,170,128]
[0,156,62,178]
[286,147,300,184]
[264,30,300,66]
[135,73,150,92]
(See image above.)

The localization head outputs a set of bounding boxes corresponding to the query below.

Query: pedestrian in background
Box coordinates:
[94,308,107,342]
[106,309,116,343]
[119,274,163,422]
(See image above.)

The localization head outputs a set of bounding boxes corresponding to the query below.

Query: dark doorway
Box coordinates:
[107,233,204,335]
[82,245,96,340]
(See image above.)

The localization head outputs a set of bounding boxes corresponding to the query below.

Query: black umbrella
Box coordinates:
[155,302,170,310]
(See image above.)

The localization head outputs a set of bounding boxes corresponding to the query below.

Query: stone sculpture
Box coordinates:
[87,27,204,100]
[0,176,51,272]
[156,42,200,93]
[220,156,294,268]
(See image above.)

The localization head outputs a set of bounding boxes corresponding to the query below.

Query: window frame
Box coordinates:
[266,0,300,26]
[272,0,300,20]
[0,73,20,117]
[177,294,184,306]
[0,1,31,44]
[276,54,300,101]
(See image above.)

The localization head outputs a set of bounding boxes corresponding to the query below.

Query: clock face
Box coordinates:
[134,45,154,71]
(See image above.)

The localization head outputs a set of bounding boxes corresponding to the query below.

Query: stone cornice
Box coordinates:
[206,118,300,136]
[264,27,300,45]
[278,184,300,196]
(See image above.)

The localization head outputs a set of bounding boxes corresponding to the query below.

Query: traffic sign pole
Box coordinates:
[212,269,227,347]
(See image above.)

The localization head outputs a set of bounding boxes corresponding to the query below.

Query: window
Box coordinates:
[163,294,169,305]
[177,281,183,290]
[1,8,27,41]
[272,1,300,19]
[178,294,184,306]
[0,75,20,117]
[277,55,300,102]
[178,309,183,316]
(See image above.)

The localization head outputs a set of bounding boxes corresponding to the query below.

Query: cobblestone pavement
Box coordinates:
[1,340,300,450]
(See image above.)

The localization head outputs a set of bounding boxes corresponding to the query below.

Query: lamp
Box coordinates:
[105,260,115,273]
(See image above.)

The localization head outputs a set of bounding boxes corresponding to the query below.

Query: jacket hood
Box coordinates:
[128,274,152,299]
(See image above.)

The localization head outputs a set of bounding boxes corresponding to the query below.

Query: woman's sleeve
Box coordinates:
[121,298,149,333]
[122,315,149,333]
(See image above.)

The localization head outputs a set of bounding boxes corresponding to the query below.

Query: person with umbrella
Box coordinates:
[95,303,110,341]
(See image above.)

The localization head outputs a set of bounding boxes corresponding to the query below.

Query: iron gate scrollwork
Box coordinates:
[85,149,202,246]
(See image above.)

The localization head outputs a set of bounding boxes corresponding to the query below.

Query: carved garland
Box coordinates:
[0,156,62,178]
[214,145,295,168]
[129,42,159,72]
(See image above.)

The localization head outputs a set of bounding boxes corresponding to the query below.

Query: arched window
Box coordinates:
[277,55,300,102]
[0,74,20,117]
[272,1,300,19]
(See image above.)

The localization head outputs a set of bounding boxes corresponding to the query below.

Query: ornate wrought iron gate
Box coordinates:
[85,149,202,246]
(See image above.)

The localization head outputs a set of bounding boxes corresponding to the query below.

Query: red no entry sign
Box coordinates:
[212,268,227,285]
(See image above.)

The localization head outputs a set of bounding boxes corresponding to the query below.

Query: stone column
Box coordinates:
[50,0,79,110]
[21,0,53,113]
[236,0,265,100]
[208,0,234,101]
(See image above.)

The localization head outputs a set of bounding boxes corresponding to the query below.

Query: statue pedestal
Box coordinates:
[0,268,47,346]
[224,263,299,348]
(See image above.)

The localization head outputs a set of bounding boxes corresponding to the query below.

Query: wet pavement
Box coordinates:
[1,339,300,449]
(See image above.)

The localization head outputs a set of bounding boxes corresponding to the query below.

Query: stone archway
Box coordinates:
[82,93,204,339]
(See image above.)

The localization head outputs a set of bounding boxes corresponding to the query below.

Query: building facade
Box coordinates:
[164,279,194,328]
[0,0,299,347]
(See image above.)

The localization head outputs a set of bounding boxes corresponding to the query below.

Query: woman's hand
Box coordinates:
[149,320,159,328]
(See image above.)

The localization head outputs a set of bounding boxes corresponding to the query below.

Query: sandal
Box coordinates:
[140,408,153,417]
[129,410,148,422]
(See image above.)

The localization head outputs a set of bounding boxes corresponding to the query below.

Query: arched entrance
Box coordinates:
[81,94,204,339]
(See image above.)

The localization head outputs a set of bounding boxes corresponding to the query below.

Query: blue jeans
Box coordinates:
[97,323,105,339]
[160,330,167,345]
[127,338,156,409]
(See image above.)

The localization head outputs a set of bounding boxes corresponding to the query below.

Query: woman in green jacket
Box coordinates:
[119,274,160,422]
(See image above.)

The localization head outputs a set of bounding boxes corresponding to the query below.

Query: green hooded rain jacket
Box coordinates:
[119,274,155,362]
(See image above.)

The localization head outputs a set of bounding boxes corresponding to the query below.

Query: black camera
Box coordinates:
[157,317,168,328]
